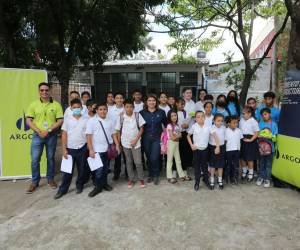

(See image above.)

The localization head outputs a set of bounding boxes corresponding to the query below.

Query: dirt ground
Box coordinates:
[0,168,300,250]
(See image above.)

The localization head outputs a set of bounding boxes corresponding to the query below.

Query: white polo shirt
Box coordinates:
[61,115,88,149]
[177,110,190,132]
[159,105,171,116]
[107,105,124,124]
[64,105,88,119]
[209,125,226,146]
[134,102,144,113]
[204,114,214,128]
[86,116,114,153]
[115,113,146,149]
[225,127,243,151]
[239,117,259,135]
[195,100,204,112]
[184,99,196,116]
[188,123,210,150]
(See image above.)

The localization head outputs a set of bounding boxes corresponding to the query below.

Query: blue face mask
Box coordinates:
[72,108,81,116]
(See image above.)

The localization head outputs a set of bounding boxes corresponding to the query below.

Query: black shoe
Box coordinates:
[218,181,224,190]
[147,177,153,183]
[210,183,214,190]
[103,184,113,191]
[54,192,65,199]
[154,177,159,185]
[88,187,102,197]
[231,178,238,185]
[76,188,83,194]
[194,181,199,191]
[112,175,119,181]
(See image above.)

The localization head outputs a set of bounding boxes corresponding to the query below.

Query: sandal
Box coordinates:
[181,176,192,181]
[169,178,177,184]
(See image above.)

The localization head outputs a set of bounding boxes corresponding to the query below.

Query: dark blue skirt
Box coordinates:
[209,144,226,168]
[240,134,259,161]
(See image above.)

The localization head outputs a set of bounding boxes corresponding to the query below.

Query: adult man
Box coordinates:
[26,82,63,193]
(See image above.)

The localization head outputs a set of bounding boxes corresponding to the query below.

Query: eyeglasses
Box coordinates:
[40,89,49,92]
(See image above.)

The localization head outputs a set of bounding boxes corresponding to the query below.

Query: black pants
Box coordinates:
[114,152,127,179]
[58,144,87,194]
[226,150,240,180]
[193,149,209,183]
[180,132,193,169]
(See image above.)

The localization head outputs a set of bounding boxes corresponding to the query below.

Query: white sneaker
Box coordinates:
[256,177,263,186]
[264,180,271,188]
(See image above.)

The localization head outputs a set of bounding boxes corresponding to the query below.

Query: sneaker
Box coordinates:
[128,181,134,189]
[48,180,57,189]
[26,183,37,194]
[264,180,271,188]
[140,180,145,188]
[256,178,264,186]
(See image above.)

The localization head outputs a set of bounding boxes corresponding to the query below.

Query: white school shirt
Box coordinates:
[195,100,205,112]
[107,105,124,124]
[134,102,144,113]
[166,124,181,140]
[64,105,88,119]
[177,110,190,132]
[184,99,196,116]
[209,125,226,146]
[239,117,260,135]
[61,115,88,149]
[115,113,146,149]
[188,123,210,150]
[159,105,171,116]
[225,127,244,151]
[204,114,214,128]
[86,116,114,153]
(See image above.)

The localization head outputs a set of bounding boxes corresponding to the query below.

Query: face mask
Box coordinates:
[72,108,81,116]
[92,108,96,114]
[217,101,226,108]
[228,96,236,102]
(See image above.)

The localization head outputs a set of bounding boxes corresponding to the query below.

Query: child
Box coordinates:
[167,96,176,110]
[115,99,146,188]
[239,106,260,182]
[257,91,280,123]
[86,99,97,119]
[54,99,89,199]
[257,108,278,188]
[225,116,243,184]
[204,102,214,128]
[187,111,211,191]
[212,94,230,120]
[132,89,144,113]
[159,92,171,116]
[176,98,192,179]
[85,102,120,197]
[226,90,241,117]
[208,114,226,190]
[195,88,207,112]
[166,110,188,183]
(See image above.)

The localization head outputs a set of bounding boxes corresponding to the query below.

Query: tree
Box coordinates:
[148,0,289,106]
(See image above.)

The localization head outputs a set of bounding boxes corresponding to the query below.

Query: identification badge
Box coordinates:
[43,121,49,129]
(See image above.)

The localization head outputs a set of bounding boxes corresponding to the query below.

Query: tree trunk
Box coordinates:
[58,59,70,110]
[286,2,300,71]
[239,67,253,107]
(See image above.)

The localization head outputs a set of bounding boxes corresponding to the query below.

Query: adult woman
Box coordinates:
[226,90,241,117]
[212,94,230,120]
[195,88,207,112]
[140,94,167,185]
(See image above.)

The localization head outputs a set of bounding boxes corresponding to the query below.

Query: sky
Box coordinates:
[147,17,270,65]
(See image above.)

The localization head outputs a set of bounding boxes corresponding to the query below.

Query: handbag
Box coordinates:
[99,120,118,160]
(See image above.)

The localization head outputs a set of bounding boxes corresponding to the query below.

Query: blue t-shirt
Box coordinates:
[257,104,280,123]
[227,102,241,116]
[258,120,278,152]
[212,107,229,118]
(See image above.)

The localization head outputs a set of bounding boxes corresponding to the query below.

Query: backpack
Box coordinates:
[120,112,140,135]
[258,121,273,156]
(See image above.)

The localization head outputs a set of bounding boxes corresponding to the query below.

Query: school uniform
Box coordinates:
[134,102,144,113]
[115,113,146,181]
[85,116,115,189]
[107,104,125,180]
[188,123,210,184]
[208,125,226,168]
[204,114,214,128]
[195,100,205,112]
[58,115,88,194]
[239,117,260,161]
[159,105,171,116]
[225,127,243,181]
[177,110,193,168]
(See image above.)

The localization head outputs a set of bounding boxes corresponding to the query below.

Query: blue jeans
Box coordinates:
[94,152,109,188]
[58,144,88,194]
[30,132,57,186]
[259,155,273,180]
[142,135,161,177]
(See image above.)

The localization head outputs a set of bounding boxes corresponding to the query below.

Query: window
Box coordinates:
[179,72,198,85]
[94,73,110,102]
[146,72,176,96]
[128,73,143,97]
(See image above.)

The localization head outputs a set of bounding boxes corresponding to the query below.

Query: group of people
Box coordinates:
[25,82,280,198]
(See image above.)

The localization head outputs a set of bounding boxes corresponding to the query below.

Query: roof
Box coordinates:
[103,59,209,67]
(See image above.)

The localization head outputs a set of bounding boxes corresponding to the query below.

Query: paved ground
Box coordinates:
[0,171,300,250]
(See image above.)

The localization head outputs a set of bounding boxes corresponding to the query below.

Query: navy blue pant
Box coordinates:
[58,144,87,194]
[193,149,209,183]
[94,152,109,188]
[226,150,240,180]
[142,135,161,177]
